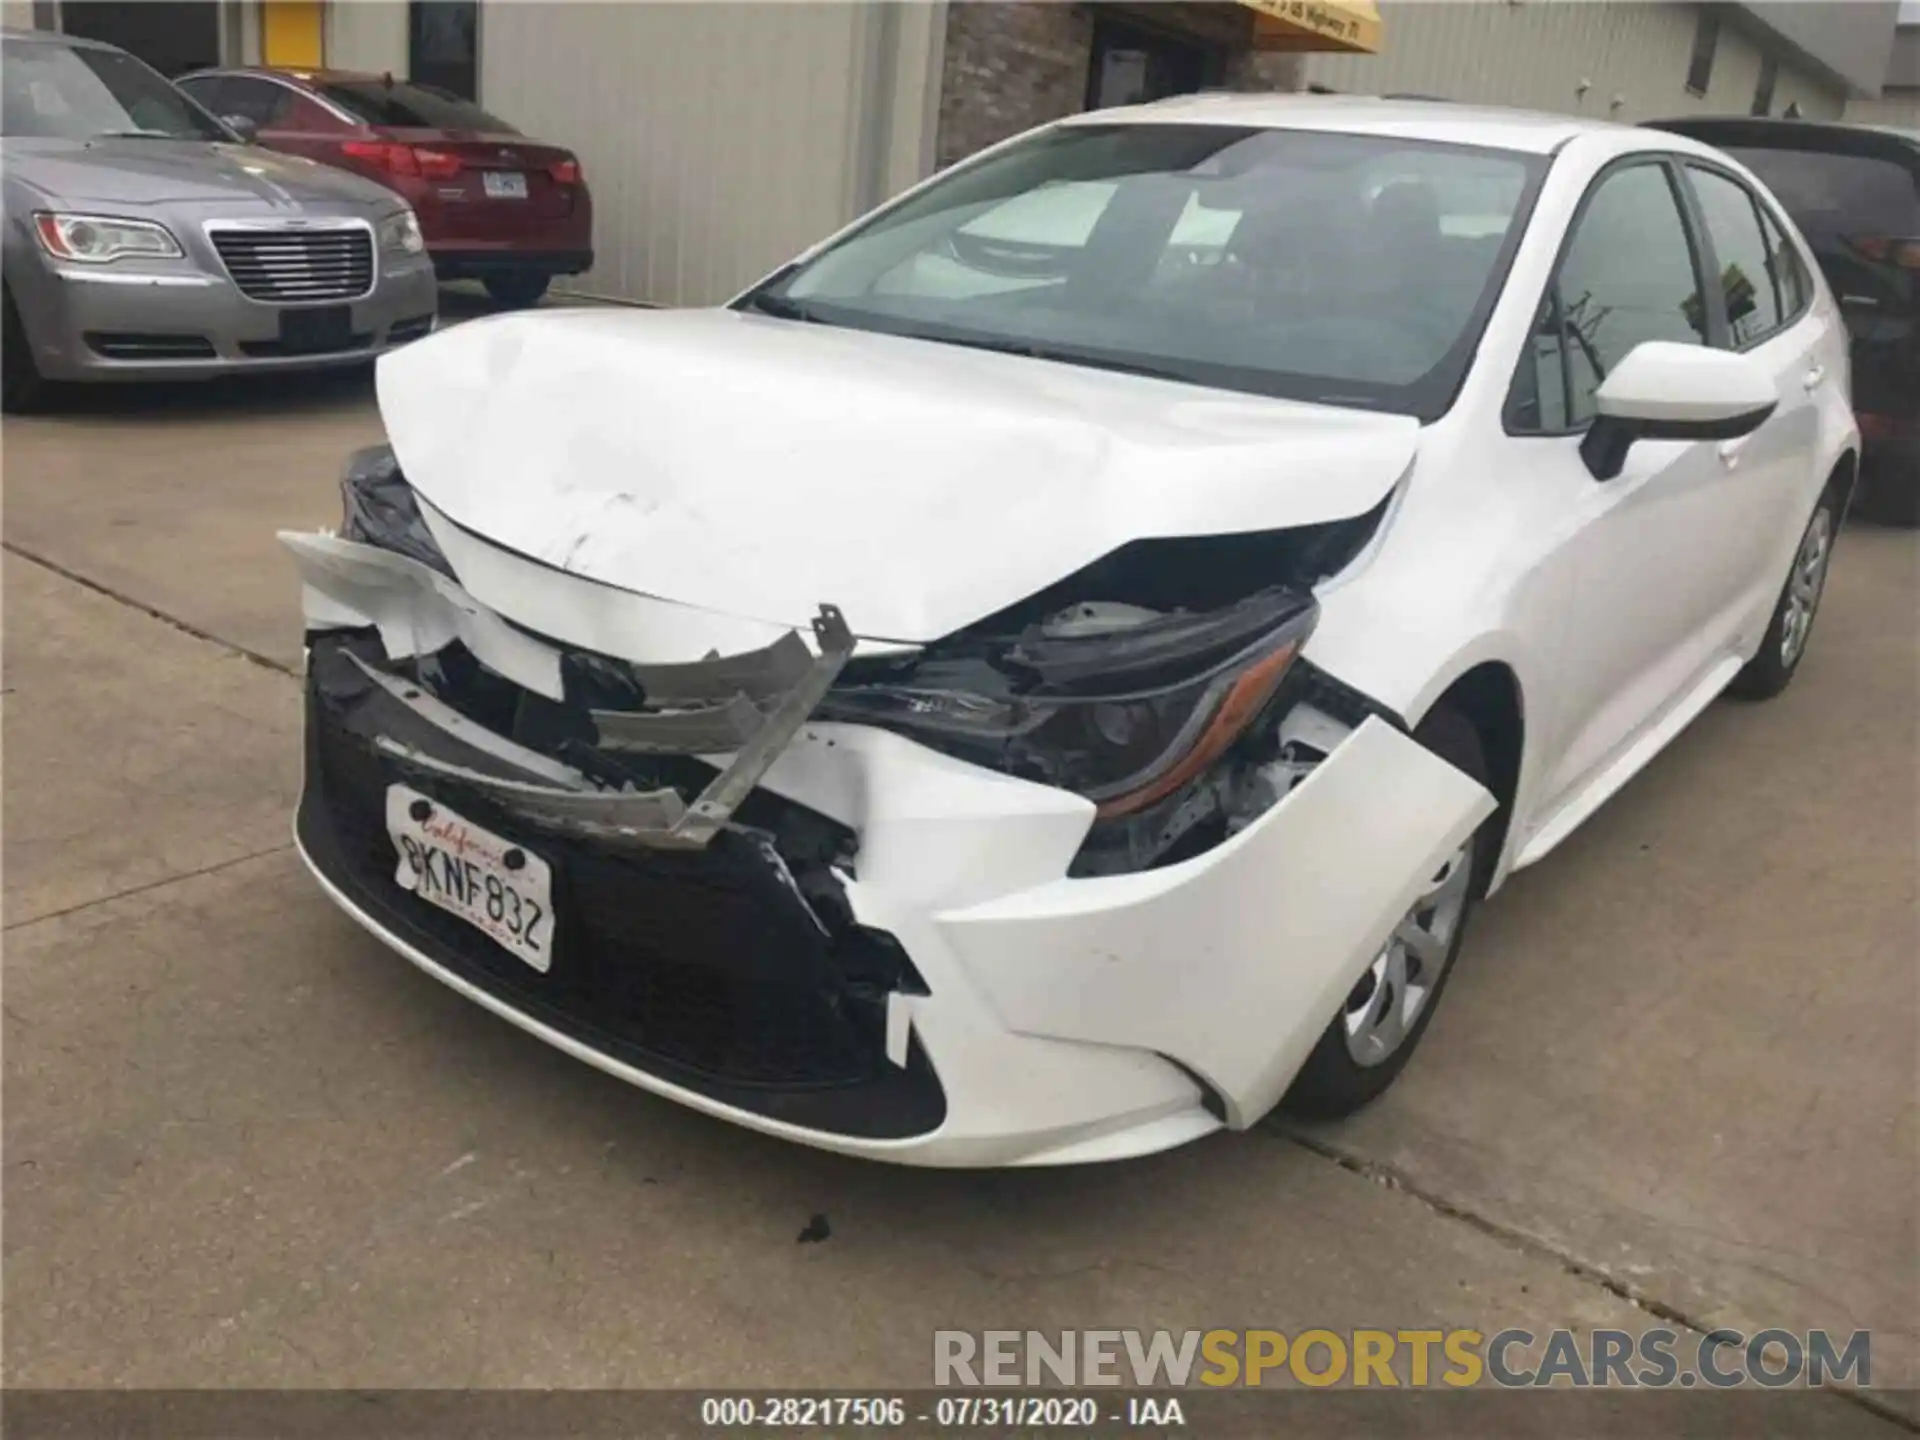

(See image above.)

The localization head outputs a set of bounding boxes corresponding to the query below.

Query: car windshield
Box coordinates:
[317,79,516,133]
[745,124,1547,417]
[0,38,226,141]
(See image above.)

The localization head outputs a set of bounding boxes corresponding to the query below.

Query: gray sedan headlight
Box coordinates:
[377,209,425,255]
[33,212,182,263]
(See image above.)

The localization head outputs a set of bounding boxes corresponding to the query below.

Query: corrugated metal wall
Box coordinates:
[478,1,937,307]
[1845,91,1920,126]
[1301,0,1846,122]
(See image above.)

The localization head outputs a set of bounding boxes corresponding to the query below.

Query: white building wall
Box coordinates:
[478,1,939,307]
[1845,90,1920,125]
[326,0,407,73]
[1301,0,1847,122]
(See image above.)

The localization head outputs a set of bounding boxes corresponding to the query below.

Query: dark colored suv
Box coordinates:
[1648,118,1919,523]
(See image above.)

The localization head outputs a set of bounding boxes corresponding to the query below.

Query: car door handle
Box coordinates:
[1802,364,1826,392]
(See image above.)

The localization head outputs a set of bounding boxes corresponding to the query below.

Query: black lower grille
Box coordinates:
[84,331,216,360]
[387,314,435,344]
[212,227,373,302]
[238,332,373,358]
[300,637,945,1138]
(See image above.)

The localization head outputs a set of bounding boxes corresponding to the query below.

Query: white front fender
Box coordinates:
[934,717,1495,1128]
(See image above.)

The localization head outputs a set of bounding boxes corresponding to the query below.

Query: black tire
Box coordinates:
[1727,488,1840,701]
[2,286,49,414]
[482,272,552,308]
[1278,706,1491,1121]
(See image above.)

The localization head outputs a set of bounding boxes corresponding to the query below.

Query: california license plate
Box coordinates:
[386,785,553,971]
[482,171,528,199]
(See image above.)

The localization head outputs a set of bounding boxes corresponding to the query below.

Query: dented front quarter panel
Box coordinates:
[932,718,1496,1128]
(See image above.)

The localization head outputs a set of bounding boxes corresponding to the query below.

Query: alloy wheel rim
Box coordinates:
[1342,839,1476,1067]
[1780,509,1833,669]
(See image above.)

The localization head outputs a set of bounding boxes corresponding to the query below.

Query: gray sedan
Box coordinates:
[2,28,437,409]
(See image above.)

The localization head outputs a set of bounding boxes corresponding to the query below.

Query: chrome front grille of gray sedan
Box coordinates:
[209,227,374,303]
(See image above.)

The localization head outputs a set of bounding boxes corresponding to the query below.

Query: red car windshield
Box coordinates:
[317,79,516,134]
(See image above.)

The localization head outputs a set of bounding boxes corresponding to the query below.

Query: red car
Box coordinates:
[178,68,591,306]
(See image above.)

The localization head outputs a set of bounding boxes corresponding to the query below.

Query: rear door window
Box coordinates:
[1758,208,1813,315]
[1686,165,1790,347]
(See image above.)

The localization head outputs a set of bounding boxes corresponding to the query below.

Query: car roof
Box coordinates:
[185,66,429,87]
[1647,114,1920,157]
[1,26,123,51]
[1055,93,1636,156]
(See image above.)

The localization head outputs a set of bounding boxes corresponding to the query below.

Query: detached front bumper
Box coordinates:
[289,538,1491,1167]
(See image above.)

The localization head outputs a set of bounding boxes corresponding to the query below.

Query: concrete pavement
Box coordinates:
[2,370,1914,1423]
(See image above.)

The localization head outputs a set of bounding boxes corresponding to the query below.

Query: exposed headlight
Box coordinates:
[339,444,451,574]
[818,590,1317,816]
[33,212,182,264]
[377,209,425,255]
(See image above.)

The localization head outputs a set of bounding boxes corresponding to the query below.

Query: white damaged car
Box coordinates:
[285,98,1858,1167]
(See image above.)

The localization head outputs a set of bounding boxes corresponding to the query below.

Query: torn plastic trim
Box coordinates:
[282,530,567,701]
[345,649,589,788]
[589,627,817,706]
[348,605,856,851]
[590,691,765,754]
[338,444,453,576]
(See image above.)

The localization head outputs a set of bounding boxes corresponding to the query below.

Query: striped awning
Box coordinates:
[1242,0,1383,54]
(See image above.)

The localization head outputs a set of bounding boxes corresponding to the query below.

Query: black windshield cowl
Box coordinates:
[740,292,826,324]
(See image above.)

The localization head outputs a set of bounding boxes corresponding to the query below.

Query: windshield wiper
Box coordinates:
[91,129,193,141]
[740,292,825,324]
[924,331,1197,385]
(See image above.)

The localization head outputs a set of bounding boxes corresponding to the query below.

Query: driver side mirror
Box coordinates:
[221,114,259,144]
[1580,341,1777,481]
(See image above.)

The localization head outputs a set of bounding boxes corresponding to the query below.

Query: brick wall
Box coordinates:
[934,3,1307,171]
[935,3,1096,169]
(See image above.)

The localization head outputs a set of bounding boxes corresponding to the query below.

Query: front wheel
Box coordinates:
[1279,707,1489,1121]
[482,272,552,308]
[1728,491,1838,701]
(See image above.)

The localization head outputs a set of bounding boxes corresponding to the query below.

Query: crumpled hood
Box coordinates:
[376,307,1419,643]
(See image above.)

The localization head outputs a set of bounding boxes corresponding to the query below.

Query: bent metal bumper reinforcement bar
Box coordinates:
[352,604,856,851]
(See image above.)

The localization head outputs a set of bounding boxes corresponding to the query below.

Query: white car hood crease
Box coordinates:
[376,307,1421,644]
